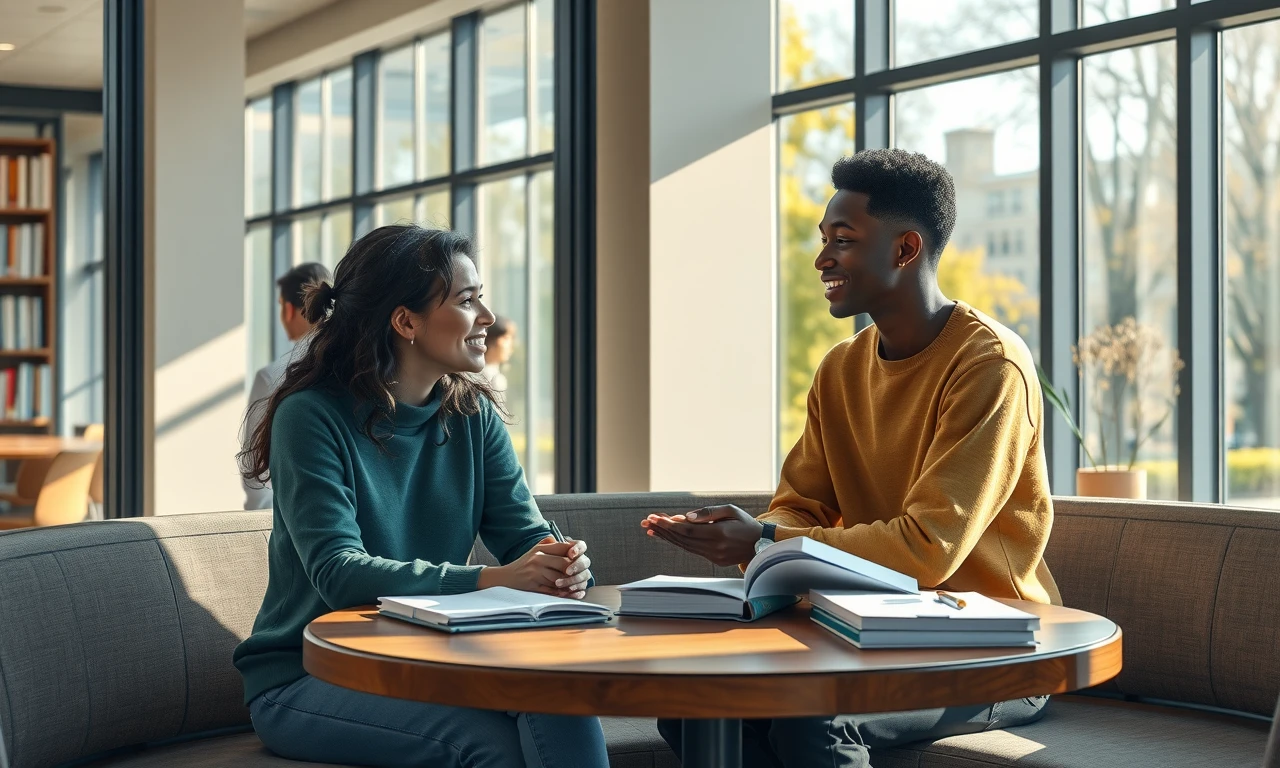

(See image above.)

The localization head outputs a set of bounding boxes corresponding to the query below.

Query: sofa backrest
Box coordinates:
[471,492,772,582]
[1047,497,1280,718]
[0,511,272,768]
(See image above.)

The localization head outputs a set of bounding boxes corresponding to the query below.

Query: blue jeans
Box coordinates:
[658,696,1049,768]
[250,675,609,768]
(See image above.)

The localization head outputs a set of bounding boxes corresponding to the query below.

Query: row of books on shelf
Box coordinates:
[0,154,52,210]
[0,296,45,351]
[1,363,53,422]
[0,223,46,277]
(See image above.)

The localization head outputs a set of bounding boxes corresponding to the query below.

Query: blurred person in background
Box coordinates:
[482,315,517,394]
[240,262,332,511]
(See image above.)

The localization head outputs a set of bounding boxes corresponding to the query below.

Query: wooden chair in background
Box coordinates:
[0,447,100,530]
[0,455,53,508]
[83,424,104,519]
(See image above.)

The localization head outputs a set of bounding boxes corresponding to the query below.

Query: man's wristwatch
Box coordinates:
[754,522,778,555]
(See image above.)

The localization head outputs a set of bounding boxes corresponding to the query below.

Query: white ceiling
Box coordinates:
[0,0,339,90]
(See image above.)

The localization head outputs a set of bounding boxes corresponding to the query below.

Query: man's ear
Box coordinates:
[898,231,925,267]
[283,302,296,322]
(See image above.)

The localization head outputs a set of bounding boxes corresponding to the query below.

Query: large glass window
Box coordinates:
[772,0,1280,506]
[379,46,416,188]
[417,189,451,229]
[376,196,416,227]
[326,68,353,200]
[245,98,272,217]
[895,1,1037,67]
[776,0,853,92]
[529,171,555,491]
[419,32,452,179]
[245,226,273,375]
[895,69,1041,359]
[777,105,855,460]
[294,215,322,266]
[479,176,530,462]
[1082,42,1178,499]
[480,5,528,164]
[321,209,353,271]
[1223,20,1280,508]
[294,78,323,207]
[532,0,555,154]
[475,173,555,491]
[1083,0,1175,28]
[247,0,556,493]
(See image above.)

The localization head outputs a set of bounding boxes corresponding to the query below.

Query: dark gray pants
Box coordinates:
[657,696,1048,768]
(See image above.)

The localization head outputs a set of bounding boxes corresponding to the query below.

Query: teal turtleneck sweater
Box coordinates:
[232,383,551,704]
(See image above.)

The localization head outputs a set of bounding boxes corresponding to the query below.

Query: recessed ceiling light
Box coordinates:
[0,44,16,52]
[37,5,66,12]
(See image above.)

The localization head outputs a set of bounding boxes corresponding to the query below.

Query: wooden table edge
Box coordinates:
[302,622,1123,719]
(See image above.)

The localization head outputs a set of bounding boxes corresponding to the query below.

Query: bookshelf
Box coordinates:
[0,137,57,433]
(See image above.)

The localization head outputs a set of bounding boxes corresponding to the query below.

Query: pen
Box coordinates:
[547,519,567,543]
[935,591,966,610]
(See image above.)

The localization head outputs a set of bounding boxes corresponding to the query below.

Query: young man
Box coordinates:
[644,149,1060,768]
[240,262,333,510]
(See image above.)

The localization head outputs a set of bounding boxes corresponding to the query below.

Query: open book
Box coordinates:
[378,587,614,633]
[618,537,919,621]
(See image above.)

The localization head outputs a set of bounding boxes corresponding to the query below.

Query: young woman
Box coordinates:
[233,225,609,768]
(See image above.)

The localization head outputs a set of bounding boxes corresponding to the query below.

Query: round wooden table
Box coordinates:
[304,586,1122,768]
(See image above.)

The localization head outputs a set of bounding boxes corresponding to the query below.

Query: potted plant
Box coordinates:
[1037,317,1184,500]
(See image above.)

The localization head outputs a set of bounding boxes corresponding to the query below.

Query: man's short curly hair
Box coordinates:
[831,149,957,264]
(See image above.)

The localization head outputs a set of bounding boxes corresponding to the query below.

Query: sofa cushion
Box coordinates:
[0,512,272,768]
[86,718,675,768]
[873,696,1271,768]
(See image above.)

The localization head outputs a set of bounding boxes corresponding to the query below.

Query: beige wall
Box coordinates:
[596,0,651,492]
[649,0,776,492]
[147,0,247,514]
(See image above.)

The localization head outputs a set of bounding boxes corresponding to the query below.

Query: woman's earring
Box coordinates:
[410,337,415,345]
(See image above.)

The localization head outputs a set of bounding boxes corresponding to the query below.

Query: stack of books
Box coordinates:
[810,590,1040,649]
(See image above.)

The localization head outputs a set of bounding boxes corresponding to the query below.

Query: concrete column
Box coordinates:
[596,0,651,492]
[649,0,776,492]
[146,0,246,514]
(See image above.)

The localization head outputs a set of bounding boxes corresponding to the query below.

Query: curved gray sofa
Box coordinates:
[0,493,1276,767]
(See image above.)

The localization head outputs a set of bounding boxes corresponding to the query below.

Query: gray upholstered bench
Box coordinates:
[0,493,1276,767]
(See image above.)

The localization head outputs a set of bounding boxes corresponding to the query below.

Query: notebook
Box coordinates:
[377,587,614,633]
[618,537,919,621]
[810,590,1040,649]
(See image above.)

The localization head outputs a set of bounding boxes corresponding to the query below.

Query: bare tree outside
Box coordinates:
[1223,21,1280,506]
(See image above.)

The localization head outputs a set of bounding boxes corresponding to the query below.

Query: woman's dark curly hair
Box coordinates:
[239,224,503,488]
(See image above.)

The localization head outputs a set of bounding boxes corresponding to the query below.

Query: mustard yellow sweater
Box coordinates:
[763,301,1061,605]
